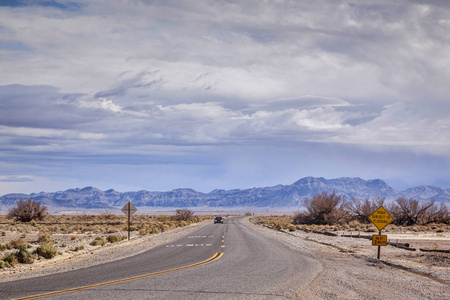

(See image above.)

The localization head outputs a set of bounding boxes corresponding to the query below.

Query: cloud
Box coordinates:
[1,1,450,193]
[94,70,164,98]
[341,100,450,153]
[0,175,33,182]
[0,0,448,101]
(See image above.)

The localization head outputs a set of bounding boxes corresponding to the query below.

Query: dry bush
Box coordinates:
[0,260,8,269]
[90,237,107,246]
[106,235,125,243]
[422,202,449,224]
[8,238,25,249]
[38,231,52,243]
[100,210,118,220]
[7,198,48,222]
[388,198,449,226]
[347,197,385,223]
[1,253,17,268]
[34,242,57,259]
[294,192,349,225]
[72,244,85,252]
[16,244,34,264]
[175,208,194,222]
[254,215,296,230]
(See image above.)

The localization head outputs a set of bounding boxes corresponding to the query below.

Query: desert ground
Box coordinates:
[1,215,449,299]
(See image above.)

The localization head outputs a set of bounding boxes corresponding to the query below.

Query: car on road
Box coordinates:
[214,216,223,224]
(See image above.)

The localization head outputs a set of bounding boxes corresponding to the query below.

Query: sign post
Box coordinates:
[369,206,393,259]
[121,202,137,241]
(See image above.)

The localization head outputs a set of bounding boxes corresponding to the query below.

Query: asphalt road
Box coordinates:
[0,217,319,299]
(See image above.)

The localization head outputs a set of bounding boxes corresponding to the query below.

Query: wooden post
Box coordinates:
[127,202,131,241]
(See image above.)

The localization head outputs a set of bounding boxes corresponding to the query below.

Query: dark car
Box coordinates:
[214,216,223,224]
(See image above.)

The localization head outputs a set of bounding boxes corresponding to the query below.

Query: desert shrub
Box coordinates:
[294,192,349,225]
[38,231,52,243]
[138,228,149,235]
[2,253,17,267]
[157,223,169,232]
[72,244,85,251]
[422,202,449,224]
[16,244,34,264]
[106,235,125,243]
[100,210,116,220]
[388,198,449,226]
[0,260,7,269]
[364,227,377,232]
[8,239,25,249]
[347,197,385,223]
[90,237,107,246]
[157,215,170,222]
[0,244,7,251]
[245,212,252,216]
[175,209,194,222]
[7,198,48,222]
[35,242,57,259]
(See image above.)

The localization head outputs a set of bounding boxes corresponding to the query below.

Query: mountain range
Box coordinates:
[1,177,449,210]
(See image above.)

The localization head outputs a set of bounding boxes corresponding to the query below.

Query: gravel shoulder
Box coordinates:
[244,218,450,300]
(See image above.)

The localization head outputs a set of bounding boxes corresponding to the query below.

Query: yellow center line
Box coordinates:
[12,252,223,300]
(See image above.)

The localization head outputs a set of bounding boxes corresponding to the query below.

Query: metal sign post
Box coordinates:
[121,202,137,241]
[369,206,393,259]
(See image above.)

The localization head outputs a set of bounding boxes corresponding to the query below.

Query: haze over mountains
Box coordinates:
[1,177,449,210]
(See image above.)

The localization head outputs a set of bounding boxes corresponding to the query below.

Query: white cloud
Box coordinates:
[78,97,122,113]
[0,125,105,140]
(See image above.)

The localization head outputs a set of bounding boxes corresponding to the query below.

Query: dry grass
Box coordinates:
[252,215,450,234]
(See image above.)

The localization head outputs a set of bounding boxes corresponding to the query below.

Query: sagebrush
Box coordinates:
[7,198,48,222]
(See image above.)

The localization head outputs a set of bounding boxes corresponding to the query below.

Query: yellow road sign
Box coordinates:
[369,206,393,231]
[372,235,387,246]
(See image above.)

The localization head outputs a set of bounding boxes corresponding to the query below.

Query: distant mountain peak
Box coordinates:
[1,177,449,209]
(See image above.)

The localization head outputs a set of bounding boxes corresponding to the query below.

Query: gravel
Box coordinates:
[244,218,450,300]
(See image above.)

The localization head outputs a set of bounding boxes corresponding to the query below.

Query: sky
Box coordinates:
[1,0,450,195]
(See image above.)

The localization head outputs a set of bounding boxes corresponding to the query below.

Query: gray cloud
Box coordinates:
[1,0,450,194]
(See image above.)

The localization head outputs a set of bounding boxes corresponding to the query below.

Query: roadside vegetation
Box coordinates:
[253,215,449,234]
[253,192,449,234]
[0,204,209,269]
[292,192,449,226]
[7,198,48,222]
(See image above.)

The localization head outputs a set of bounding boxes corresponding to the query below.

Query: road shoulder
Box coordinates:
[245,217,450,300]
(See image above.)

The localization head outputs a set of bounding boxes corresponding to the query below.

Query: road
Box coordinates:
[0,217,320,299]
